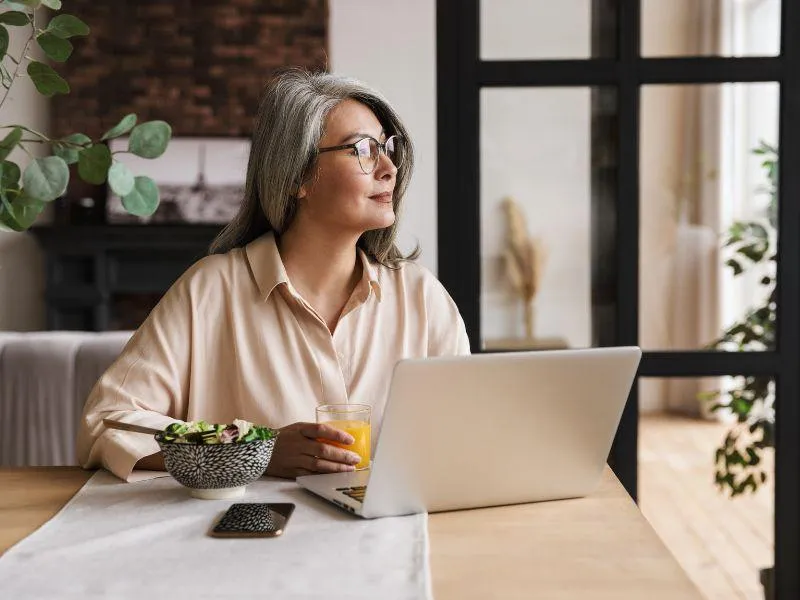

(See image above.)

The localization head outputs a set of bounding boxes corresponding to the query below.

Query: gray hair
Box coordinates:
[209,69,419,267]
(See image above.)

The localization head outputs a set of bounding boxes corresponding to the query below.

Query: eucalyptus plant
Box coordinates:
[701,141,778,497]
[0,0,170,232]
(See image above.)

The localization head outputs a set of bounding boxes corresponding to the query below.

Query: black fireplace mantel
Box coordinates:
[30,224,222,331]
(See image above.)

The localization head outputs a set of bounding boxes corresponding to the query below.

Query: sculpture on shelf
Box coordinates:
[501,196,547,340]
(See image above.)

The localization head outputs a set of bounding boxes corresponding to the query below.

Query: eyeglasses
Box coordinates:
[318,135,404,174]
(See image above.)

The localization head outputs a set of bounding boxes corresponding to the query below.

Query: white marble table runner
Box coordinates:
[0,471,432,599]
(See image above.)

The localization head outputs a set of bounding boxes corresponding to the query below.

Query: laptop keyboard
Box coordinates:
[336,485,367,503]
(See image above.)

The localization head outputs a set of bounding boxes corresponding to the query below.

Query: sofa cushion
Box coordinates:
[73,332,133,419]
[0,331,132,467]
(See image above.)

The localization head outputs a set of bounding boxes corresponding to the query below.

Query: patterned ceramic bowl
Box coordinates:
[155,434,277,500]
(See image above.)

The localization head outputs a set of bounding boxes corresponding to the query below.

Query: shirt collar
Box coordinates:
[245,232,382,303]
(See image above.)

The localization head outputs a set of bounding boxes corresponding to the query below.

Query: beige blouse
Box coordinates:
[77,232,470,481]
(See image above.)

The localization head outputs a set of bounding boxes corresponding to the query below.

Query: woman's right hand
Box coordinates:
[264,422,362,479]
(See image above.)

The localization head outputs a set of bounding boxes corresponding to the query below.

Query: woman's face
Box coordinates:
[297,99,398,236]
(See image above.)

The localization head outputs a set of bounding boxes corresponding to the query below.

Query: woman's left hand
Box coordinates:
[264,421,361,478]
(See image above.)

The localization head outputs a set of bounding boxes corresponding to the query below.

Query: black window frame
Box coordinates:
[437,1,799,597]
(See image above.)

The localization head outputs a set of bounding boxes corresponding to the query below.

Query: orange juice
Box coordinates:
[322,419,371,469]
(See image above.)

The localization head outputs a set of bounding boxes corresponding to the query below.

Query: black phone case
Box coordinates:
[210,503,295,538]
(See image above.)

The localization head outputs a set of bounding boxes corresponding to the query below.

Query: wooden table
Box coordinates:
[1,467,702,599]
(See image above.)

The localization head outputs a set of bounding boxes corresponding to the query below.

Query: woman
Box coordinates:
[77,69,470,482]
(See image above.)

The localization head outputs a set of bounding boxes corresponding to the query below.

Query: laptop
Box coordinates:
[296,346,641,519]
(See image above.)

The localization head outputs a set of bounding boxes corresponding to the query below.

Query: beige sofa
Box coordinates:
[0,331,132,467]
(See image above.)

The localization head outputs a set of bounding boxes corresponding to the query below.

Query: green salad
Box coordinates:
[161,419,277,444]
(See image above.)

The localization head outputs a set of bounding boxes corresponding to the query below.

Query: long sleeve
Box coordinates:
[76,271,195,482]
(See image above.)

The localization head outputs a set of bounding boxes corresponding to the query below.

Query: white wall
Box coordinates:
[329,0,438,273]
[0,24,49,331]
[481,0,592,59]
[480,88,591,348]
[479,1,592,347]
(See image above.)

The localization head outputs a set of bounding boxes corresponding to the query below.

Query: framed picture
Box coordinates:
[106,137,250,224]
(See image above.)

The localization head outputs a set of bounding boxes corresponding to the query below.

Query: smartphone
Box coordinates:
[210,503,295,538]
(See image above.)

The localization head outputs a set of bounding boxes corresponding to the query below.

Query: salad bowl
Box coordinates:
[105,418,278,500]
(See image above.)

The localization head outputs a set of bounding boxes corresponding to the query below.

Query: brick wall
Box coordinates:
[51,0,328,139]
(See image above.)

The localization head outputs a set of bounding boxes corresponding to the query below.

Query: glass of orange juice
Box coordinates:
[316,404,371,470]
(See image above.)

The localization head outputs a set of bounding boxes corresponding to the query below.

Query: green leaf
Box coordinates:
[740,474,757,494]
[128,121,171,159]
[0,25,9,59]
[121,175,159,216]
[52,132,91,165]
[22,155,68,201]
[729,221,745,237]
[0,212,19,233]
[46,14,89,38]
[27,60,69,96]
[728,323,750,337]
[15,0,41,7]
[8,191,45,230]
[77,143,112,185]
[41,0,61,8]
[5,199,41,230]
[0,159,20,191]
[108,161,134,196]
[0,196,26,232]
[36,31,72,62]
[101,113,137,141]
[0,11,30,26]
[726,449,745,466]
[725,258,743,276]
[731,397,752,417]
[738,243,766,263]
[0,127,22,161]
[1,1,32,10]
[754,306,772,322]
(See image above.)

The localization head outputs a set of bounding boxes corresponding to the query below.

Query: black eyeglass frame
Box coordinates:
[317,134,403,174]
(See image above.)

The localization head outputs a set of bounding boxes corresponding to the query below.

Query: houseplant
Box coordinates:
[0,0,170,232]
[703,140,777,497]
[701,140,777,600]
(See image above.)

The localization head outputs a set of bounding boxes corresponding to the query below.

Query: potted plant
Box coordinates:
[700,141,777,599]
[0,0,170,232]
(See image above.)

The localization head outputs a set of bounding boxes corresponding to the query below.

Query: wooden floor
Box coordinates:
[639,413,774,600]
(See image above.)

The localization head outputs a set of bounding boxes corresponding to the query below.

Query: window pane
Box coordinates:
[639,377,774,599]
[642,0,780,57]
[480,87,618,351]
[639,83,779,351]
[480,0,617,60]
